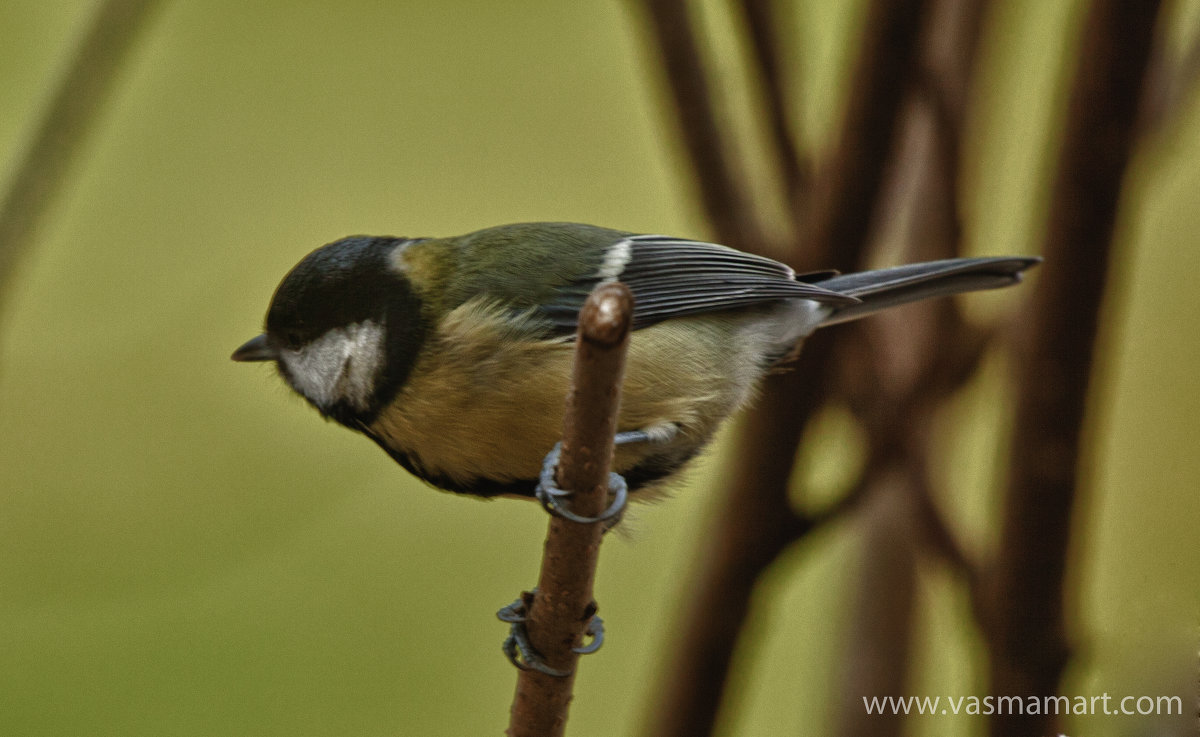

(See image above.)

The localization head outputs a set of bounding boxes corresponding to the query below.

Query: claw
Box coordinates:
[535,443,628,526]
[497,593,605,676]
[573,614,604,655]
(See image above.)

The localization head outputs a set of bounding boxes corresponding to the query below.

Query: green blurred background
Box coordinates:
[1,1,1196,735]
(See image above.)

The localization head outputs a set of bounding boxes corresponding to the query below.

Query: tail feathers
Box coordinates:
[812,256,1040,327]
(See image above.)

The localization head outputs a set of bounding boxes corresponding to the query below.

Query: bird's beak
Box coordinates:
[231,334,278,362]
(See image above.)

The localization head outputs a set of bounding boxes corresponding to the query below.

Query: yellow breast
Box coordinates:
[370,298,769,491]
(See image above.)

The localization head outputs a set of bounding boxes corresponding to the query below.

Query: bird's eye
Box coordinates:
[284,330,303,349]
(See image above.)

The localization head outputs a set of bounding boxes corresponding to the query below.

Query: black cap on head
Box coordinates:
[266,236,406,349]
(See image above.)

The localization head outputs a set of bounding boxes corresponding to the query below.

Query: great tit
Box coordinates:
[232,222,1037,498]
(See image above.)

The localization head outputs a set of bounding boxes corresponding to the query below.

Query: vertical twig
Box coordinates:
[905,0,993,262]
[0,0,163,311]
[800,0,932,269]
[841,0,994,574]
[638,0,770,250]
[506,283,634,737]
[737,0,810,210]
[833,465,920,737]
[985,2,1163,736]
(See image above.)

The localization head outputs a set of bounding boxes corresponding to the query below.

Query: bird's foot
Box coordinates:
[497,591,604,677]
[535,442,628,526]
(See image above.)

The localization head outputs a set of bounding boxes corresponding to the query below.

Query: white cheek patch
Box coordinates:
[281,320,386,411]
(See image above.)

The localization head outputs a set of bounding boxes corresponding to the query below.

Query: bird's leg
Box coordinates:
[500,425,671,674]
[535,424,675,524]
[612,431,648,445]
[613,421,678,446]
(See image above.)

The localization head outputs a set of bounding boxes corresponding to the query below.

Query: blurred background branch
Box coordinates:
[1140,5,1200,133]
[637,0,1169,735]
[639,0,770,250]
[735,0,810,212]
[985,2,1163,736]
[0,0,162,320]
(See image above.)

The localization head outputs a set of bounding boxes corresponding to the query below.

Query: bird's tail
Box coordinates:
[811,256,1040,327]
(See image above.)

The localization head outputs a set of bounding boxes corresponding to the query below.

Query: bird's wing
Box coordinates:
[532,234,857,335]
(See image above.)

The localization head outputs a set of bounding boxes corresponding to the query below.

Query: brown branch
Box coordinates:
[864,0,998,619]
[833,0,992,562]
[0,0,163,313]
[919,0,991,138]
[637,0,770,249]
[506,284,634,737]
[985,2,1163,736]
[905,76,965,259]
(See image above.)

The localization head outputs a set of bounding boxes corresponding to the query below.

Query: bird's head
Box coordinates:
[231,235,428,425]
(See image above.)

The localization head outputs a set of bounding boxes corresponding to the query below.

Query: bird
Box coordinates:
[232,221,1037,501]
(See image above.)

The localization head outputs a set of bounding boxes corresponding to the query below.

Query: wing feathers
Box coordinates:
[534,235,855,333]
[488,226,1033,337]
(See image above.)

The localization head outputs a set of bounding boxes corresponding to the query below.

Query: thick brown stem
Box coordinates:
[986,2,1162,736]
